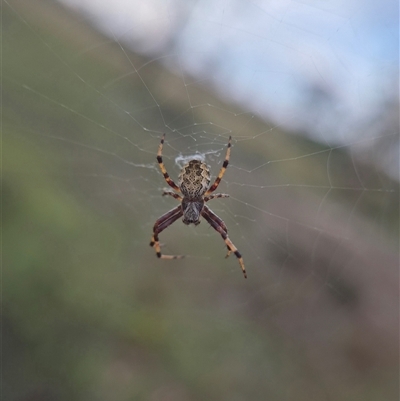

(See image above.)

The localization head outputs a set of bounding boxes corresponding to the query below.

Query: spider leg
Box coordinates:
[202,205,247,278]
[202,205,228,232]
[157,134,181,192]
[204,193,230,202]
[150,205,184,259]
[162,190,183,201]
[205,136,231,195]
[200,205,233,258]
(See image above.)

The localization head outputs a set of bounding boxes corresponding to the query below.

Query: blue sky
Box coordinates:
[59,0,398,174]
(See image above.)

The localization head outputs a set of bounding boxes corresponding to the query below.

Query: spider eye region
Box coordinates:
[182,199,204,225]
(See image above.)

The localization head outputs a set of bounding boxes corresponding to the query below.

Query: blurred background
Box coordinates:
[3,0,399,400]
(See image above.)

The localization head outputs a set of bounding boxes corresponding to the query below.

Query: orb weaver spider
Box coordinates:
[149,134,247,278]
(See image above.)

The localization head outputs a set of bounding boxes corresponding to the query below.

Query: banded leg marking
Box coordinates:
[202,205,247,278]
[204,193,230,202]
[157,134,181,192]
[162,190,183,201]
[205,136,231,195]
[150,205,184,259]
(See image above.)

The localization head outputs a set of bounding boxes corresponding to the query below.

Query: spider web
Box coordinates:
[3,0,399,400]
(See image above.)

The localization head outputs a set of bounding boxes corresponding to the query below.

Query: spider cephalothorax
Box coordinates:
[149,134,247,278]
[181,196,204,225]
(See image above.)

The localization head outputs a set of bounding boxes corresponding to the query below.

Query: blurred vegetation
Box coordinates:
[3,1,398,401]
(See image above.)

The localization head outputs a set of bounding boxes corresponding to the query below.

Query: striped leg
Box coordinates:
[157,134,181,192]
[150,205,184,259]
[202,205,247,279]
[203,203,233,258]
[204,193,230,202]
[162,190,183,201]
[205,136,231,195]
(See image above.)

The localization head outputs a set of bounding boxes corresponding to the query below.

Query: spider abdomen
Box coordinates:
[178,160,211,198]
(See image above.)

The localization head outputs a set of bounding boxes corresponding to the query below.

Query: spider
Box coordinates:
[149,134,247,278]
